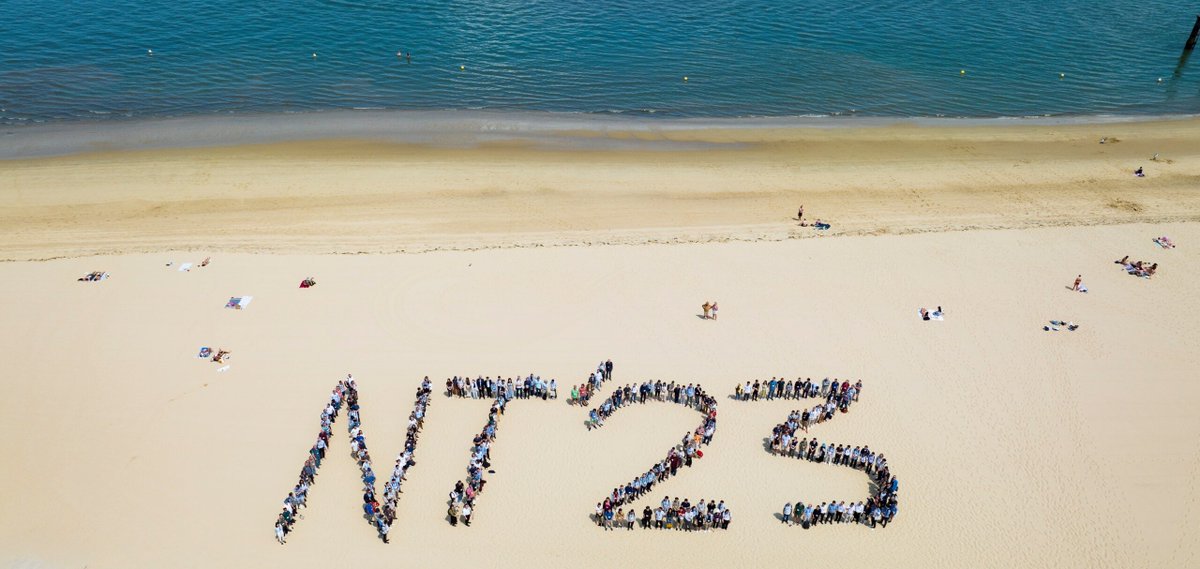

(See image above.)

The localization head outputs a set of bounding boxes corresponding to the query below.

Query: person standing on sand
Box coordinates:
[605,359,613,381]
[711,302,719,320]
[702,302,712,319]
[1072,275,1082,291]
[783,502,793,525]
[461,503,473,526]
[798,205,804,221]
[376,513,390,543]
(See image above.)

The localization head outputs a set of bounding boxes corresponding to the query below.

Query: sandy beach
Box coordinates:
[1,118,1198,569]
[3,117,1200,260]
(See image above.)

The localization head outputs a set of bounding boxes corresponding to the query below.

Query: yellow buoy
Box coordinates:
[1059,73,1065,78]
[960,69,965,75]
[683,76,688,81]
[460,65,465,70]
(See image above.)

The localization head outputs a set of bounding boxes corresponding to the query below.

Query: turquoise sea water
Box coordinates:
[1,0,1198,124]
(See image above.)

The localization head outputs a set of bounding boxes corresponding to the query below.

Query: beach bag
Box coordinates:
[695,450,704,458]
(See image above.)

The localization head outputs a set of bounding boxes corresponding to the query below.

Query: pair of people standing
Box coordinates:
[701,301,719,320]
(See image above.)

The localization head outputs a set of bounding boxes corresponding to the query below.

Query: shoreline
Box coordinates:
[4,109,1199,160]
[3,116,1199,262]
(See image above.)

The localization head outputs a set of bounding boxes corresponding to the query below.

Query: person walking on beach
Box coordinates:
[1072,275,1082,291]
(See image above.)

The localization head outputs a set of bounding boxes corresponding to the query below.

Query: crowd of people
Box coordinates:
[753,379,899,530]
[1114,256,1158,278]
[447,394,503,526]
[444,373,564,526]
[587,380,717,433]
[589,382,718,528]
[779,462,899,529]
[735,377,862,407]
[568,360,613,406]
[597,497,732,531]
[445,374,557,400]
[275,375,433,545]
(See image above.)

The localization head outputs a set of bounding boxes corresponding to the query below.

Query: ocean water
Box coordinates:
[1,0,1198,124]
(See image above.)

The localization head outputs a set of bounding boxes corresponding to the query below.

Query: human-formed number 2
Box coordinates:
[580,379,720,529]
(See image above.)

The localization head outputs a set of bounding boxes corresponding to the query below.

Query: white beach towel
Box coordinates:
[178,262,192,272]
[217,365,231,373]
[237,296,253,308]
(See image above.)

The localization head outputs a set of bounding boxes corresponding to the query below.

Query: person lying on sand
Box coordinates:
[1115,255,1129,265]
[212,349,230,363]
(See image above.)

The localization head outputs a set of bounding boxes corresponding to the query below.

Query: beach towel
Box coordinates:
[178,262,192,272]
[225,296,254,309]
[1078,284,1088,293]
[217,365,231,373]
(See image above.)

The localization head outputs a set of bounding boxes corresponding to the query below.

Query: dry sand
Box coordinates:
[0,120,1198,569]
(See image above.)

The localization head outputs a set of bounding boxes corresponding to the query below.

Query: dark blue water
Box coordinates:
[2,0,1198,124]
